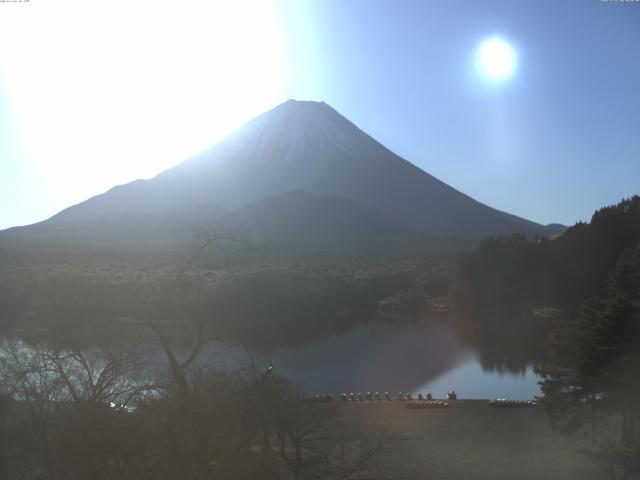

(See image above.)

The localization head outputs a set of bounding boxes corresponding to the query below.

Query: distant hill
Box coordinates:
[0,100,558,256]
[544,223,568,236]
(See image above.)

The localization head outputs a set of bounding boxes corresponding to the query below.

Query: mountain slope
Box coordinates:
[1,99,554,253]
[219,190,418,248]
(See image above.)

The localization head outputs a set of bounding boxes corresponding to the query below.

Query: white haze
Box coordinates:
[0,0,287,226]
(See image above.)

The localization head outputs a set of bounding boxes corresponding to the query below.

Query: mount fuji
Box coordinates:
[0,100,558,256]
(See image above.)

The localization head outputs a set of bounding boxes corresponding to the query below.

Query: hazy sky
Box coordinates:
[1,0,639,230]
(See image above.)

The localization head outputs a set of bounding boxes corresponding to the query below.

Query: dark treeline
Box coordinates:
[458,196,640,316]
[453,196,640,372]
[537,241,640,479]
[456,196,640,478]
[0,257,452,350]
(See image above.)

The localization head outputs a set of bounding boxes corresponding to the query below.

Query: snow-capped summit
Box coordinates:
[219,100,365,162]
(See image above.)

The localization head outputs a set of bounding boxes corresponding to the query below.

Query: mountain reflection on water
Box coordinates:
[1,321,541,400]
[237,322,540,399]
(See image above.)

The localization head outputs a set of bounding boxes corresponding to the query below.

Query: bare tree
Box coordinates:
[0,341,156,480]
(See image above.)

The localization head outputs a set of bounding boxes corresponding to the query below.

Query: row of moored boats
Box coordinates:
[292,393,536,408]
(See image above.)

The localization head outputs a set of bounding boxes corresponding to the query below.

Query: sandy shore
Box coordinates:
[335,400,602,480]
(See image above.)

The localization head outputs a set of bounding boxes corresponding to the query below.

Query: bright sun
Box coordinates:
[476,37,517,81]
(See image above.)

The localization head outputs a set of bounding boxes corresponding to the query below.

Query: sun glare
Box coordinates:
[0,0,287,203]
[476,37,517,81]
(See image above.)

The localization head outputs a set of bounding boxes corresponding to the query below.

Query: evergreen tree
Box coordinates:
[536,242,640,479]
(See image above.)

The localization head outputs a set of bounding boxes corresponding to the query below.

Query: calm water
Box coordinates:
[224,323,540,400]
[2,322,541,400]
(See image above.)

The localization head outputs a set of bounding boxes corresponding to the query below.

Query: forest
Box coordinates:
[0,255,452,350]
[456,196,640,479]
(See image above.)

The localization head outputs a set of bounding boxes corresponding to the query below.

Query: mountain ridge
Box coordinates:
[1,99,560,254]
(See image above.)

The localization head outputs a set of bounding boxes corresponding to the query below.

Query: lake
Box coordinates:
[1,321,541,400]
[212,322,541,400]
